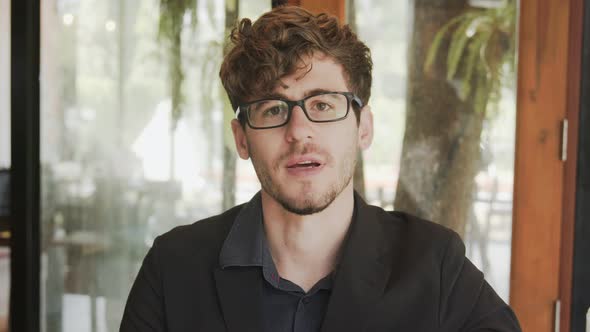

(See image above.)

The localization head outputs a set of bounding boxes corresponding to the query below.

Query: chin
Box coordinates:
[271,185,340,216]
[257,161,356,216]
[278,196,332,215]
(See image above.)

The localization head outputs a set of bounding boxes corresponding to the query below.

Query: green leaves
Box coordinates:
[447,13,483,81]
[424,14,467,74]
[157,0,199,127]
[424,0,516,115]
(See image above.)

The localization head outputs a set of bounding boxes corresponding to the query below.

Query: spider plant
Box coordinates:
[424,0,516,115]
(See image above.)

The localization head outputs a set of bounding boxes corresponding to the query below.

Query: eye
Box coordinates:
[312,102,333,112]
[316,103,329,111]
[263,106,284,117]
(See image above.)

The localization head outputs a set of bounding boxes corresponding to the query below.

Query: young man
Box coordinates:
[121,6,521,332]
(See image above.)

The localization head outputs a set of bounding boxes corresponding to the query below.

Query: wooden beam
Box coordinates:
[510,0,578,330]
[298,0,345,23]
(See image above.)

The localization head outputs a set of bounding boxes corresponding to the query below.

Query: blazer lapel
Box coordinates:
[214,266,263,332]
[321,192,398,332]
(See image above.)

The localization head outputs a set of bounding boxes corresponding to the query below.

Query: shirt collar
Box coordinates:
[219,191,265,268]
[218,191,284,287]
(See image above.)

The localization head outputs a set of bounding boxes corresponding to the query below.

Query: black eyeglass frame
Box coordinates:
[235,91,364,129]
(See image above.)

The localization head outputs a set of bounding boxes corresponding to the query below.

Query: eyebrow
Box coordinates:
[261,88,335,101]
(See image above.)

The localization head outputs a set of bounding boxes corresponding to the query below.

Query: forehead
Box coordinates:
[274,53,350,99]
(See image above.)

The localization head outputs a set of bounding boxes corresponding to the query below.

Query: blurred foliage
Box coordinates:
[157,0,199,128]
[424,0,516,115]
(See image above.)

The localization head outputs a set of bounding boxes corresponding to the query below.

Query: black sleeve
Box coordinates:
[120,237,167,332]
[439,232,522,332]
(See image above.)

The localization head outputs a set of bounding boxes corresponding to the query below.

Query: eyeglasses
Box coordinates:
[235,91,363,129]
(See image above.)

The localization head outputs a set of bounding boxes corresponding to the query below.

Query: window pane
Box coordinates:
[40,0,268,330]
[354,0,518,301]
[0,0,10,169]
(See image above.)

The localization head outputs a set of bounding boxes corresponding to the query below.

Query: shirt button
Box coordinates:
[302,297,310,304]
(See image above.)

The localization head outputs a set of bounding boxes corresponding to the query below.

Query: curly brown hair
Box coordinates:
[219,6,372,121]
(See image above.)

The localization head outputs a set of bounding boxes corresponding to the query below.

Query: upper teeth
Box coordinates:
[298,161,313,164]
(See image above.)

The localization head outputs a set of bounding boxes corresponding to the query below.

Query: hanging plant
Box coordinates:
[424,0,516,115]
[157,0,198,179]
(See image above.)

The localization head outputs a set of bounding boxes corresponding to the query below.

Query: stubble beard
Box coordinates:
[249,141,358,216]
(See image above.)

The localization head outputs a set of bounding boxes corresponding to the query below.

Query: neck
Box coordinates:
[261,183,355,292]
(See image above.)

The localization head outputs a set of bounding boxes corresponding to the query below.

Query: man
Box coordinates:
[121,6,521,332]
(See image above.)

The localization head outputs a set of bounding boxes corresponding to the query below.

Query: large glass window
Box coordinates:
[40,0,518,330]
[40,1,268,330]
[354,0,518,301]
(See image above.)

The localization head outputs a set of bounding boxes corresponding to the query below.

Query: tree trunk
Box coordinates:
[394,0,484,237]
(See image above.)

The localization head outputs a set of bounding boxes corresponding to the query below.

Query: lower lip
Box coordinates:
[286,164,324,177]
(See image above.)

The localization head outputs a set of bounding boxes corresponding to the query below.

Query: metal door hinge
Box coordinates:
[554,299,561,332]
[560,119,568,161]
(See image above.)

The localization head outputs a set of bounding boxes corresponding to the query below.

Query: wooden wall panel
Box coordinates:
[510,0,576,330]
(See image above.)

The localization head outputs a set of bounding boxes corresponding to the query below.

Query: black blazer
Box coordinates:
[120,195,521,332]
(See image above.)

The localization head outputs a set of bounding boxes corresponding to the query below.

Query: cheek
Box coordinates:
[324,128,358,165]
[338,124,360,147]
[247,135,283,169]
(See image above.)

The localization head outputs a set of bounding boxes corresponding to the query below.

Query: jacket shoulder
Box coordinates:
[370,206,469,280]
[367,207,519,331]
[377,207,461,252]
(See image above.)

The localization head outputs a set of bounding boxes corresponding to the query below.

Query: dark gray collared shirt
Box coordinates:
[219,192,333,332]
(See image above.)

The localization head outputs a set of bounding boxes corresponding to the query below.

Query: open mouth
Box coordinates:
[287,160,322,169]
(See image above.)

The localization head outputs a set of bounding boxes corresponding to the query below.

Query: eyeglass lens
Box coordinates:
[247,93,349,128]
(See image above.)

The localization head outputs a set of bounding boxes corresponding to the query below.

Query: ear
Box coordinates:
[357,105,373,150]
[231,119,250,160]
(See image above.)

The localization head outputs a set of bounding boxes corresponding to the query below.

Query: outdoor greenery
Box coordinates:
[393,0,517,240]
[425,0,516,116]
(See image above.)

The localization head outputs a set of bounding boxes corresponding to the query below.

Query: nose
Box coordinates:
[285,105,314,142]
